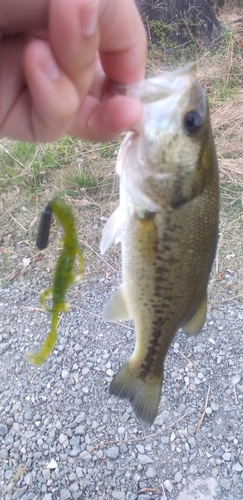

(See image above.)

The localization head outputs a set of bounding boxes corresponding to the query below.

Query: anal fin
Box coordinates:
[182,294,207,336]
[103,286,131,322]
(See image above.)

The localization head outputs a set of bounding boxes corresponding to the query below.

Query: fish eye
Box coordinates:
[183,110,203,135]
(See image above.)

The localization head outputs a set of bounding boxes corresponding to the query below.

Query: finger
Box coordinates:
[67,95,143,142]
[49,0,99,96]
[99,0,147,84]
[24,40,81,141]
[0,39,80,142]
[0,0,48,35]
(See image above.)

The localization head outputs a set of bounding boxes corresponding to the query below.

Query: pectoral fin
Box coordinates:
[182,294,207,336]
[100,207,122,255]
[103,286,131,322]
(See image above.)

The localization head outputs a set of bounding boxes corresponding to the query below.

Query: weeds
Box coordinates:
[0,7,243,282]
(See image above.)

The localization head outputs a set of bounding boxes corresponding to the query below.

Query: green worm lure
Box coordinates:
[26,197,84,365]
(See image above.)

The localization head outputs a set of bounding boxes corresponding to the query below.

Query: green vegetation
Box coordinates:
[1,5,243,283]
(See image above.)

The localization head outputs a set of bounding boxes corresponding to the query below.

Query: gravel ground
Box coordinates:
[0,266,243,500]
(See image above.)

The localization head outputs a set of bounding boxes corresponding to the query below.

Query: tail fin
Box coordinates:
[109,361,163,425]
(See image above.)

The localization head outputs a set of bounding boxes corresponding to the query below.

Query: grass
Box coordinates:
[0,5,243,287]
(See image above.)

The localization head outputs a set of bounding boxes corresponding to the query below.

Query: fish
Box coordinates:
[100,63,219,425]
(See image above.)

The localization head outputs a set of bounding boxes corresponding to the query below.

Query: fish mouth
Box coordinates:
[109,62,196,103]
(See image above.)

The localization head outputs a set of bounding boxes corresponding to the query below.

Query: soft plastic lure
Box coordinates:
[26,197,84,365]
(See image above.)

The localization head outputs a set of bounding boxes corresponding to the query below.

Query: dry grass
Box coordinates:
[0,138,121,283]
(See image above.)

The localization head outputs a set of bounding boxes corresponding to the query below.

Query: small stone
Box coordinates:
[60,489,71,500]
[174,471,182,482]
[43,495,53,500]
[80,451,92,461]
[75,467,84,478]
[146,467,157,478]
[161,436,169,444]
[188,437,196,449]
[170,432,176,442]
[232,463,243,472]
[189,464,198,474]
[112,492,125,500]
[59,433,68,445]
[154,410,169,426]
[75,425,86,436]
[0,449,8,459]
[70,436,80,446]
[231,375,241,386]
[61,369,69,380]
[137,454,153,465]
[24,472,33,486]
[4,433,14,446]
[47,459,58,470]
[205,407,212,415]
[212,468,219,477]
[106,460,114,471]
[0,423,8,437]
[118,427,125,435]
[42,469,51,480]
[136,445,144,454]
[12,487,27,499]
[70,445,81,457]
[222,452,231,461]
[220,478,231,491]
[25,410,33,420]
[164,479,174,493]
[70,483,79,493]
[106,369,114,377]
[106,446,119,460]
[0,343,9,355]
[211,402,219,411]
[128,495,137,500]
[213,447,224,458]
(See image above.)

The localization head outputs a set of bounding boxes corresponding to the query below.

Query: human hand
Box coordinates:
[0,0,147,143]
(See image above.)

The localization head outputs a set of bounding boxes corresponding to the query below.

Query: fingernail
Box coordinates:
[80,1,98,36]
[41,45,60,80]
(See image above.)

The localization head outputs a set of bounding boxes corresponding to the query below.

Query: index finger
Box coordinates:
[50,0,147,92]
[99,0,147,84]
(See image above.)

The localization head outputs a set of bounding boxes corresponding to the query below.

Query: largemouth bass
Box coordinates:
[100,64,219,425]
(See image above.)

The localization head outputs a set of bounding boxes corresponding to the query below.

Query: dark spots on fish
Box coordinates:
[162,233,174,243]
[139,326,165,378]
[171,196,189,209]
[139,285,181,377]
[153,308,162,315]
[164,295,173,302]
[171,171,189,209]
[163,244,172,252]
